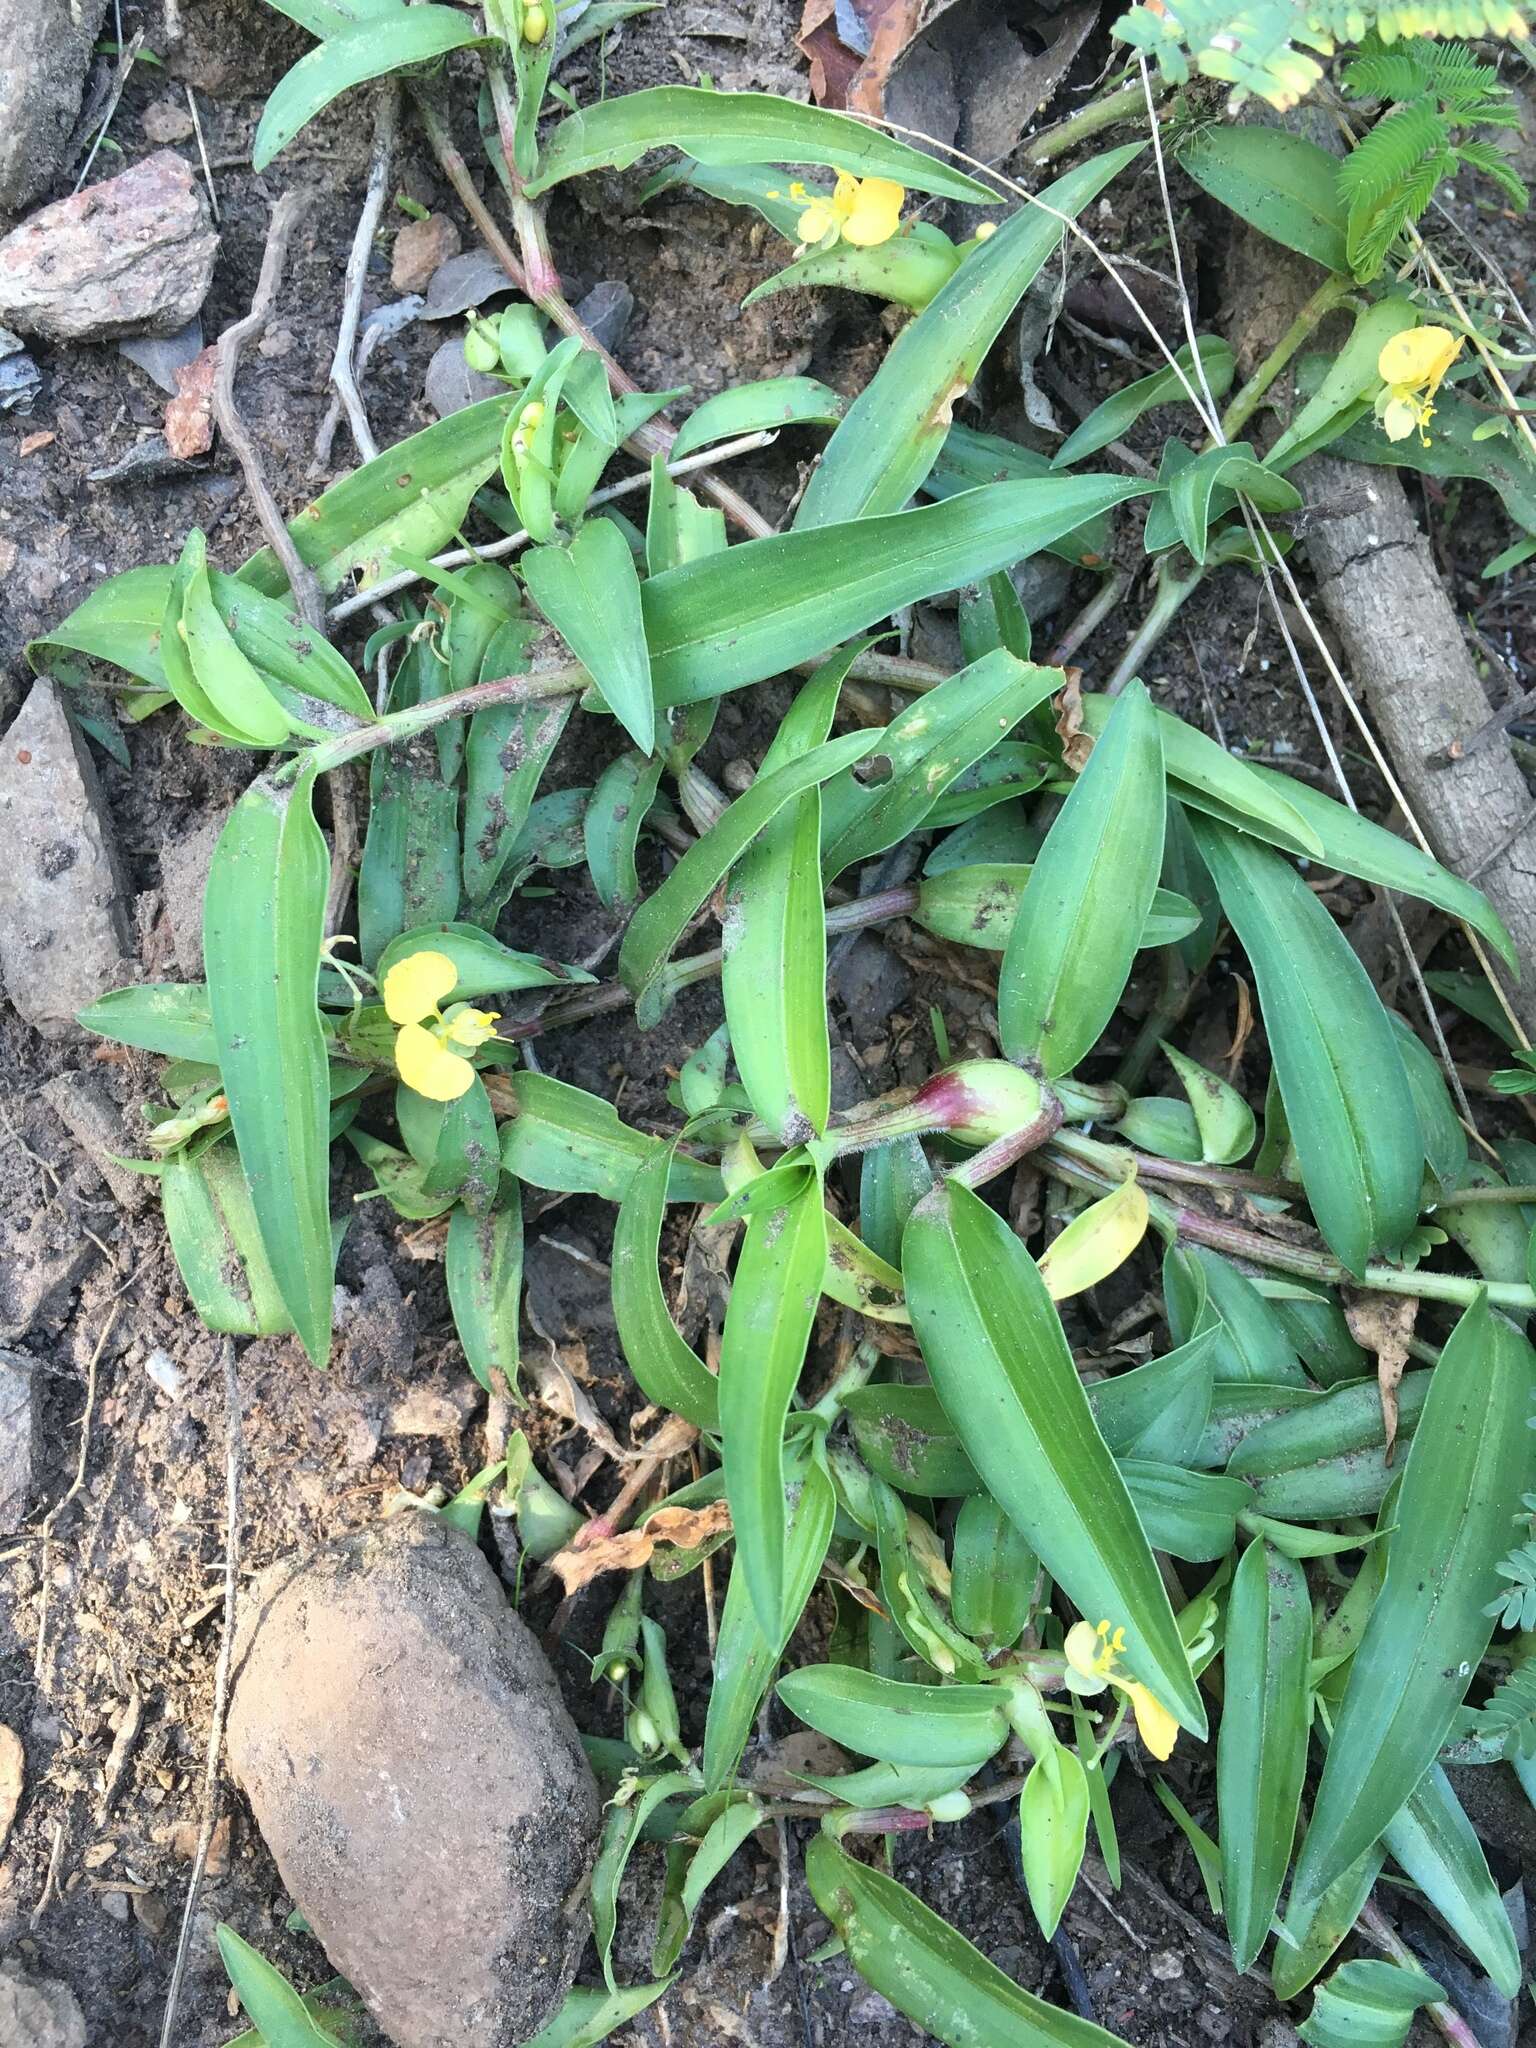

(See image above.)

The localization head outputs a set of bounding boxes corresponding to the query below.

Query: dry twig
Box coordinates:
[314,84,400,471]
[33,1302,120,1688]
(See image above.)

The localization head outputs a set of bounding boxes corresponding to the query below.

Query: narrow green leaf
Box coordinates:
[1218,1539,1311,1970]
[1165,1245,1309,1387]
[1178,127,1349,272]
[1189,815,1420,1274]
[525,517,656,754]
[253,9,487,169]
[999,680,1164,1078]
[203,775,332,1366]
[914,866,1200,953]
[642,479,1149,709]
[1297,1960,1444,2048]
[523,1981,672,2048]
[217,1926,344,2047]
[1053,338,1235,469]
[161,1137,293,1337]
[925,426,1116,566]
[672,376,849,458]
[797,144,1143,528]
[805,1835,1132,2046]
[591,1771,695,1990]
[949,1493,1037,1650]
[719,1162,827,1634]
[777,1666,1009,1767]
[1291,1296,1536,1909]
[164,530,292,746]
[611,1142,721,1431]
[1272,1842,1386,2000]
[375,922,589,1001]
[463,695,573,910]
[703,1450,834,1789]
[1380,1764,1521,1996]
[842,1383,981,1498]
[446,1179,523,1391]
[526,85,994,200]
[903,1178,1204,1735]
[500,1073,722,1203]
[645,456,727,575]
[618,729,875,1025]
[584,750,666,911]
[79,983,217,1062]
[1090,1331,1218,1465]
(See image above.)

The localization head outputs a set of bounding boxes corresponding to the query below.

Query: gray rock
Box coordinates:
[424,336,503,419]
[421,248,515,319]
[41,1070,151,1210]
[118,313,204,394]
[573,279,634,355]
[159,808,224,978]
[227,1514,598,2048]
[0,1350,38,1534]
[0,678,132,1037]
[0,0,110,214]
[0,1958,85,2048]
[0,149,218,342]
[0,322,40,413]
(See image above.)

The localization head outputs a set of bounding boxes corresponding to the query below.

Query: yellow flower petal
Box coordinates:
[1381,395,1421,442]
[797,200,838,244]
[1377,324,1460,391]
[841,176,905,248]
[395,1022,474,1101]
[1126,1682,1179,1762]
[383,948,457,1026]
[1064,1619,1108,1683]
[442,1005,500,1049]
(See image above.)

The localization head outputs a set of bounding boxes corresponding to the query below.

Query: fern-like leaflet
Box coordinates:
[1473,1650,1536,1759]
[1338,36,1528,278]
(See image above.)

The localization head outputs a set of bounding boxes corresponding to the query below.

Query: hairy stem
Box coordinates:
[1103,557,1205,698]
[1219,273,1354,443]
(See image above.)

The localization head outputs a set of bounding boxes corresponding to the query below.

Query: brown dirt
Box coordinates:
[1,4,1531,2046]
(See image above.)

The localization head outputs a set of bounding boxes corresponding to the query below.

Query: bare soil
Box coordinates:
[2,3,1534,2045]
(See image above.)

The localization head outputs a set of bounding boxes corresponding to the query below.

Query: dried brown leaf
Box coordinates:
[1343,1290,1418,1464]
[548,1500,733,1594]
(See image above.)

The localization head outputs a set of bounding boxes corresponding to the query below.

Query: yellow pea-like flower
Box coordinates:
[382,949,499,1103]
[796,170,905,251]
[1063,1617,1179,1762]
[1375,324,1463,446]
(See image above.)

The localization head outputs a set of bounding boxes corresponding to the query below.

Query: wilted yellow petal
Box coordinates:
[841,176,905,248]
[797,199,838,244]
[1381,395,1421,442]
[383,948,457,1025]
[1377,324,1460,390]
[395,1022,473,1101]
[1127,1682,1179,1761]
[1037,1174,1149,1301]
[1064,1619,1110,1686]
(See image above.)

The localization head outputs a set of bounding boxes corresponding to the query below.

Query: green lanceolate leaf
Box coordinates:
[1189,815,1420,1274]
[703,1450,835,1790]
[253,8,488,169]
[642,479,1148,708]
[79,983,218,1062]
[777,1666,1009,1767]
[1000,681,1165,1078]
[820,653,1059,881]
[950,1493,1037,1650]
[524,517,656,754]
[524,1981,672,2048]
[926,427,1116,566]
[239,395,514,598]
[1380,1763,1521,1995]
[358,738,460,968]
[645,457,726,574]
[500,1073,722,1203]
[1218,1538,1311,1970]
[843,1384,980,1497]
[722,655,850,1144]
[162,530,292,746]
[1290,1295,1536,1910]
[216,1926,342,2048]
[446,1179,523,1391]
[375,923,588,1001]
[161,1137,293,1338]
[903,1178,1204,1736]
[1142,442,1302,564]
[1226,1372,1431,1520]
[1090,1331,1218,1465]
[618,729,876,1025]
[591,1771,695,1991]
[805,1835,1131,2046]
[1297,1960,1445,2048]
[1019,1746,1091,1938]
[584,750,666,911]
[796,144,1142,529]
[203,775,333,1366]
[611,1141,721,1431]
[1273,1841,1386,2000]
[525,85,994,200]
[671,376,849,458]
[719,1161,827,1634]
[1165,1245,1309,1387]
[463,695,574,911]
[1178,127,1349,272]
[915,866,1199,953]
[1053,338,1236,469]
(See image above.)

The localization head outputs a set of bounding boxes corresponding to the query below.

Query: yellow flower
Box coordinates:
[1376,325,1463,446]
[1063,1618,1180,1762]
[796,170,905,250]
[383,950,499,1103]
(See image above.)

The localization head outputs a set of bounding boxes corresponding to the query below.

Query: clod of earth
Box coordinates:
[226,1512,599,2048]
[0,678,132,1039]
[0,149,218,343]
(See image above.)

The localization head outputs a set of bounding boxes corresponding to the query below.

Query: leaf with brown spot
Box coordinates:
[1053,673,1093,774]
[1343,1290,1418,1464]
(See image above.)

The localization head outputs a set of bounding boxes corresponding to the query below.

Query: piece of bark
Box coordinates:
[1300,456,1536,1031]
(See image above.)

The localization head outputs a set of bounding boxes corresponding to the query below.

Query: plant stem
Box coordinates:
[1218,273,1354,443]
[1103,557,1205,697]
[1112,944,1191,1094]
[1044,570,1129,669]
[949,1094,1066,1190]
[1428,1183,1536,1205]
[1023,76,1163,167]
[413,85,770,542]
[283,666,588,781]
[1041,1141,1536,1310]
[1356,1900,1483,2048]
